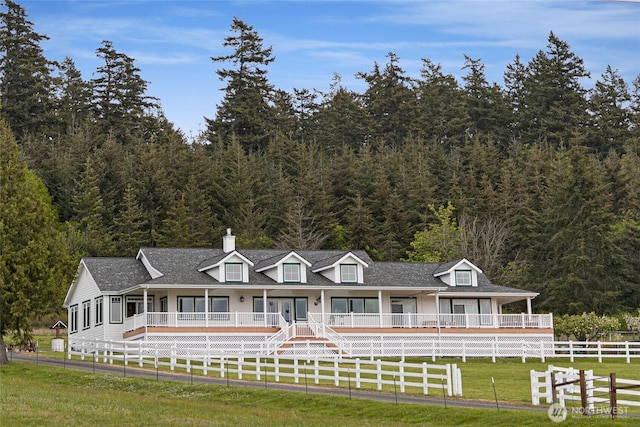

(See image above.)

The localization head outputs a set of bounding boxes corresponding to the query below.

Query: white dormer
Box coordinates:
[136,249,163,279]
[312,252,368,284]
[198,251,254,283]
[255,251,311,283]
[434,258,482,287]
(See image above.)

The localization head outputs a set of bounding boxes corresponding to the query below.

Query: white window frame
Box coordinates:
[95,296,103,325]
[82,300,91,330]
[70,305,78,334]
[283,263,301,282]
[225,263,243,282]
[110,296,122,323]
[340,264,357,283]
[455,270,472,286]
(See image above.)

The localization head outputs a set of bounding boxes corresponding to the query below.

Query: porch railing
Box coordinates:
[319,313,553,329]
[123,311,285,332]
[123,311,553,333]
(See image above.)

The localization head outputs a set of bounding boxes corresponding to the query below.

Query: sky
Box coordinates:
[17,0,640,138]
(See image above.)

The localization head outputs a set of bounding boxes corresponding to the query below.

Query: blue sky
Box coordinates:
[19,0,640,137]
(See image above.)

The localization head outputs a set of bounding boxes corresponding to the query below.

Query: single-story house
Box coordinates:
[64,230,553,357]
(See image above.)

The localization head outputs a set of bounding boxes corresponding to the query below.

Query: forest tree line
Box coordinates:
[1,1,640,317]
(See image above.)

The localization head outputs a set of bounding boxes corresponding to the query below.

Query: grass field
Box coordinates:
[1,361,638,426]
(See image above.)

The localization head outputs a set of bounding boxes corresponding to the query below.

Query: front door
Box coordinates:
[452,299,479,327]
[391,298,417,327]
[281,299,294,324]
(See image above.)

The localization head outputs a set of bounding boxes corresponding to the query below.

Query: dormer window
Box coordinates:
[455,270,472,286]
[340,264,357,283]
[283,263,301,282]
[225,263,243,282]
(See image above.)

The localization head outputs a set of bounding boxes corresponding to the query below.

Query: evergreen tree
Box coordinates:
[313,73,369,152]
[91,40,159,142]
[0,0,58,137]
[461,55,511,147]
[0,119,73,359]
[520,32,589,146]
[69,156,114,256]
[152,192,204,247]
[54,57,92,134]
[415,59,466,148]
[112,184,149,256]
[527,141,624,314]
[587,65,632,156]
[206,18,276,152]
[357,52,416,145]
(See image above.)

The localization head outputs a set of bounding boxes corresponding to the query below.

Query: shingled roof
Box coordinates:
[77,247,531,295]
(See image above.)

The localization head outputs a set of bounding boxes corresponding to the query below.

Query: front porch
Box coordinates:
[123,311,553,335]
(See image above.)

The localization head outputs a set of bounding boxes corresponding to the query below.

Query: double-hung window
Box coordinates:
[82,300,91,330]
[225,263,242,282]
[70,305,78,333]
[283,263,301,282]
[95,297,103,325]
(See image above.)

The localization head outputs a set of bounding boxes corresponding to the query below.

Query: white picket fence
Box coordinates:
[68,338,463,397]
[531,365,640,411]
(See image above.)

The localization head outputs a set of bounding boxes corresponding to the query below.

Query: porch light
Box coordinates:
[240,296,245,302]
[314,296,322,305]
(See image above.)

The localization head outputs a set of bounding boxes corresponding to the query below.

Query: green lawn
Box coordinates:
[1,361,638,426]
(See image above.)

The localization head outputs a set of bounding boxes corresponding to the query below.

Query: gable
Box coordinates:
[63,261,101,308]
[311,252,368,284]
[434,259,483,287]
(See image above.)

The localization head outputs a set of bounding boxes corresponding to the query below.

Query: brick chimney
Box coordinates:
[223,228,235,253]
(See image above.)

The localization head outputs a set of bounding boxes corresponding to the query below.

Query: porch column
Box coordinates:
[378,290,383,327]
[526,297,532,315]
[435,291,441,336]
[320,290,325,336]
[263,289,268,328]
[143,287,148,339]
[204,288,209,327]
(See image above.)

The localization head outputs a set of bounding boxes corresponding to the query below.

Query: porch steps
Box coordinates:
[276,337,347,356]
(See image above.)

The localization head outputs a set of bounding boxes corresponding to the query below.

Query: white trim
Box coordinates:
[197,251,255,272]
[136,249,164,279]
[311,252,369,273]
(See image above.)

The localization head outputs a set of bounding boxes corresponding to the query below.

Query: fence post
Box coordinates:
[314,357,319,384]
[123,341,128,366]
[491,338,496,363]
[399,361,405,393]
[377,359,382,391]
[256,356,261,381]
[521,341,526,363]
[625,341,630,364]
[569,341,574,363]
[540,341,545,363]
[445,364,452,396]
[294,358,299,384]
[579,370,588,416]
[138,341,143,367]
[355,358,361,388]
[431,340,436,362]
[275,355,280,382]
[461,341,466,363]
[597,341,602,363]
[423,363,429,395]
[334,358,340,386]
[609,373,618,419]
